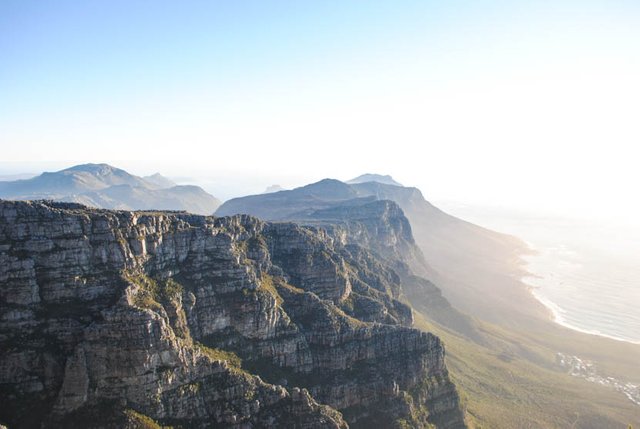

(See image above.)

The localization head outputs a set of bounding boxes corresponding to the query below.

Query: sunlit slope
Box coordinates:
[216,177,527,322]
[413,313,640,429]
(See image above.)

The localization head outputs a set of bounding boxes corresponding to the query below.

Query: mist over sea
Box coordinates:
[436,201,640,344]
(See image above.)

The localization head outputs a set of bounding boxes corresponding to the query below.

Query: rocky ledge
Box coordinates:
[0,200,465,428]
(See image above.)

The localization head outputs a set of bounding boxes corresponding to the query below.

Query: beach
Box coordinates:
[521,231,640,345]
[436,201,640,345]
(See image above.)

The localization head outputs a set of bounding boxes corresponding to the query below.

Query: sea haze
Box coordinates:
[436,201,640,345]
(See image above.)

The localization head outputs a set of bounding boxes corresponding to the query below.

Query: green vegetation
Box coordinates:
[332,304,366,328]
[394,418,412,429]
[124,272,191,342]
[340,292,355,312]
[195,343,242,368]
[55,403,174,429]
[276,278,304,294]
[125,272,184,311]
[123,409,167,429]
[259,273,283,305]
[162,278,183,300]
[127,273,163,312]
[256,273,307,307]
[413,312,640,428]
[117,236,128,247]
[235,239,249,254]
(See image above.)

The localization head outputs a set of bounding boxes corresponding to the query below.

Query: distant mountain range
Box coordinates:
[216,174,526,324]
[0,165,525,318]
[2,168,637,427]
[0,163,221,215]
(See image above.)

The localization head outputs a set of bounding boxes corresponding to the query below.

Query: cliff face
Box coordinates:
[0,200,464,428]
[216,180,485,340]
[290,199,477,339]
[294,199,423,270]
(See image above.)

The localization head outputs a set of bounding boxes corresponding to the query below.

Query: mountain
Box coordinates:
[216,177,525,324]
[347,174,402,186]
[142,172,176,189]
[0,173,36,181]
[289,198,479,338]
[0,200,465,428]
[71,184,221,216]
[346,181,530,325]
[0,164,221,215]
[221,177,640,427]
[264,184,285,193]
[217,179,359,220]
[3,179,639,428]
[0,163,148,197]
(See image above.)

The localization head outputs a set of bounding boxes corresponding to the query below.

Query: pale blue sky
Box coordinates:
[1,1,639,223]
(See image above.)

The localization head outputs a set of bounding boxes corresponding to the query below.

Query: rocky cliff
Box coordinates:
[0,200,464,428]
[217,178,520,338]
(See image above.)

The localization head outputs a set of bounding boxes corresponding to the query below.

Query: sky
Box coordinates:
[1,0,639,224]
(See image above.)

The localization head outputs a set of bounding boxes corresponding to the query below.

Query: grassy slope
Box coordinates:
[414,312,640,429]
[404,204,640,427]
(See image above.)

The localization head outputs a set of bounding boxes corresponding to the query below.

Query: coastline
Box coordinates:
[528,284,640,345]
[520,249,640,346]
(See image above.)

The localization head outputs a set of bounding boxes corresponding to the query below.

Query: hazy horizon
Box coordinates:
[2,2,640,427]
[2,160,639,231]
[2,1,640,227]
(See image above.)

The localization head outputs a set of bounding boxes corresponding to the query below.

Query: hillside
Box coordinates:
[216,176,525,322]
[0,200,465,428]
[217,175,640,427]
[0,164,221,215]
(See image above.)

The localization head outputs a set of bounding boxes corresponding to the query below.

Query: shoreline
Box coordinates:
[518,239,640,346]
[520,256,640,345]
[527,284,640,345]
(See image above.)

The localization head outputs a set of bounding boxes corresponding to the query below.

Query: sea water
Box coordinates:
[522,233,640,344]
[436,202,640,345]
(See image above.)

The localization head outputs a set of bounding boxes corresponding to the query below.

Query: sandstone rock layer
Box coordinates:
[0,200,464,428]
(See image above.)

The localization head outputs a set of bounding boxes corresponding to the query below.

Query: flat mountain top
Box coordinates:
[217,178,423,220]
[347,173,403,186]
[263,184,285,193]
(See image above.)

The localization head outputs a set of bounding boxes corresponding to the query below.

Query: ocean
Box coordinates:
[436,202,640,345]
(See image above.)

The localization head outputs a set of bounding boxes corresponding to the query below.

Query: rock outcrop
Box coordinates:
[0,200,465,428]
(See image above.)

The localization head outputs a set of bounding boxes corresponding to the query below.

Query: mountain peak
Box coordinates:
[0,163,220,215]
[299,179,357,198]
[264,184,285,193]
[62,163,123,175]
[347,174,402,186]
[143,172,176,189]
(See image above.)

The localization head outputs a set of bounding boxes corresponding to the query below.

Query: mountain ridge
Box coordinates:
[0,163,220,216]
[347,174,402,186]
[216,177,526,324]
[0,199,465,428]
